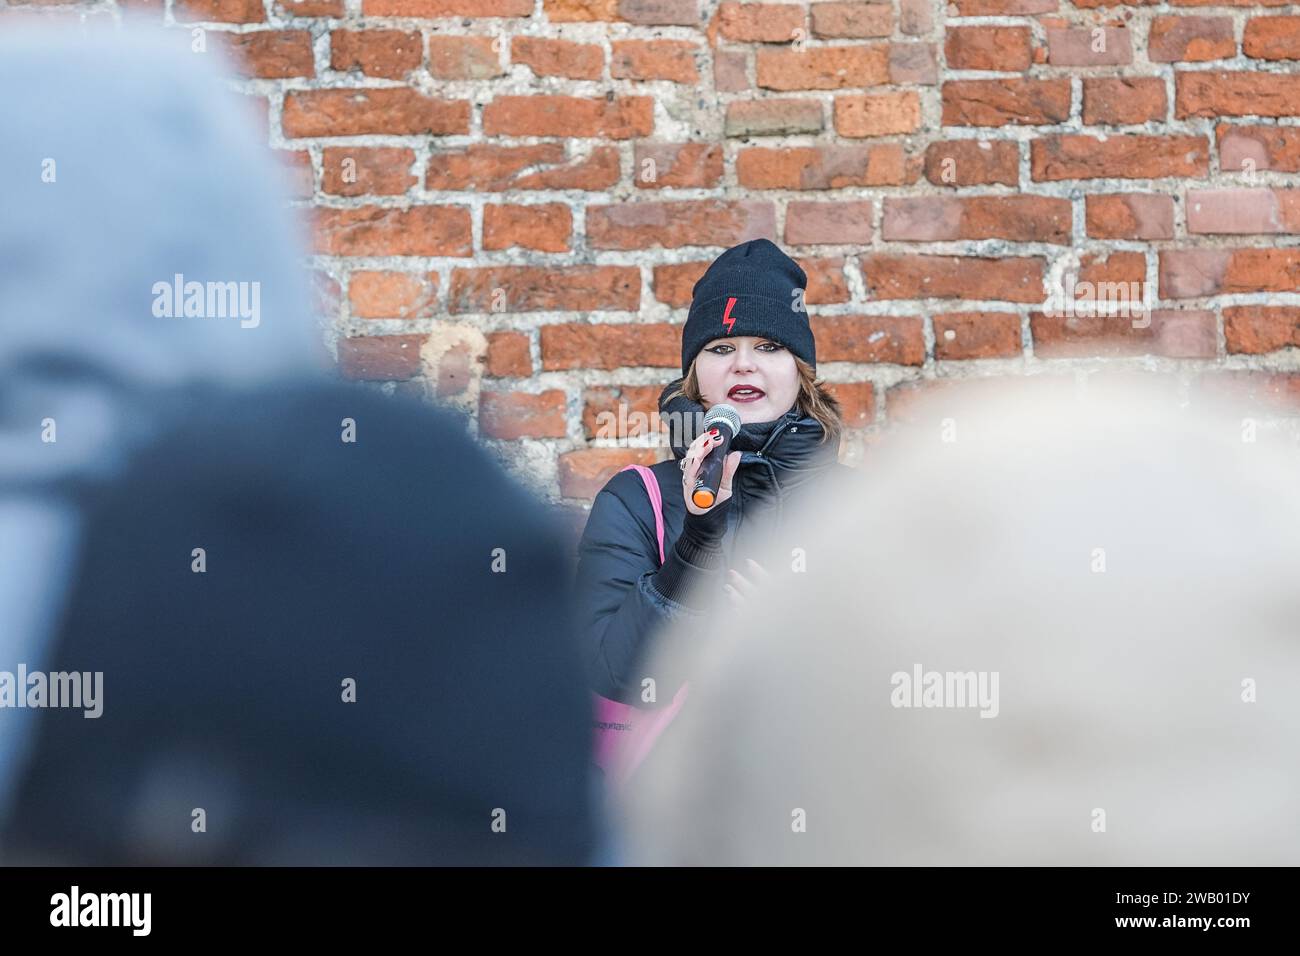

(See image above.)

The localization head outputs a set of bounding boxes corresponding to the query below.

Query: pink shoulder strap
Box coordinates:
[620,464,665,566]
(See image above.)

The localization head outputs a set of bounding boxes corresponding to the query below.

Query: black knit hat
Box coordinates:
[681,238,815,377]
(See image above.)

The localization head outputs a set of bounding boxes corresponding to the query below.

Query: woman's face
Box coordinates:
[694,336,800,425]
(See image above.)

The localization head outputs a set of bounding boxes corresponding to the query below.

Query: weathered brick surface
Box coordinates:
[75,2,1300,501]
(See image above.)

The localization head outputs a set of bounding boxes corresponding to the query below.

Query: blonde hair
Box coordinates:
[663,353,844,449]
[625,378,1300,865]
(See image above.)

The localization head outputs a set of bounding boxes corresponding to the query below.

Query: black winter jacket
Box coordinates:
[575,379,848,703]
[4,382,596,865]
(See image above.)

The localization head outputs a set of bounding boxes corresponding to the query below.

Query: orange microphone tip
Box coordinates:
[692,489,715,509]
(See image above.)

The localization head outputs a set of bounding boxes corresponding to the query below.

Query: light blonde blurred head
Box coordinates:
[620,376,1300,865]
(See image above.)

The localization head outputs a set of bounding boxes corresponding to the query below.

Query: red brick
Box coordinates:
[174,0,264,22]
[811,2,892,38]
[934,312,1023,360]
[633,143,724,189]
[586,200,776,250]
[1085,194,1175,240]
[331,30,422,79]
[924,141,1019,187]
[1045,27,1133,66]
[1031,135,1208,180]
[482,95,653,138]
[823,381,877,428]
[1186,188,1300,234]
[1243,16,1300,59]
[486,331,533,378]
[220,31,313,79]
[1160,248,1300,297]
[427,144,620,192]
[1072,248,1142,288]
[642,0,731,19]
[1224,306,1300,353]
[1159,250,1226,298]
[950,0,1055,12]
[1176,72,1300,118]
[812,314,925,365]
[1218,124,1300,173]
[1171,0,1288,6]
[945,26,1033,72]
[511,37,603,79]
[724,99,824,137]
[1148,16,1235,62]
[862,255,1045,302]
[449,266,641,314]
[718,2,805,41]
[364,0,532,13]
[541,323,680,370]
[799,256,852,304]
[736,145,915,188]
[834,91,922,137]
[1071,247,1144,287]
[582,385,664,439]
[714,50,749,93]
[942,79,1072,127]
[899,0,930,33]
[483,203,573,253]
[1031,310,1216,359]
[785,200,874,245]
[348,271,439,320]
[652,262,708,308]
[882,196,1071,244]
[611,39,699,83]
[1082,77,1167,125]
[273,0,343,15]
[543,0,619,19]
[314,207,472,257]
[479,390,568,440]
[427,36,505,80]
[558,448,659,500]
[337,335,424,381]
[756,45,890,90]
[889,42,938,85]
[431,340,479,399]
[321,147,416,196]
[283,90,469,138]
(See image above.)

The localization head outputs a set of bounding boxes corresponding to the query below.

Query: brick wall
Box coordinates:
[12,0,1300,530]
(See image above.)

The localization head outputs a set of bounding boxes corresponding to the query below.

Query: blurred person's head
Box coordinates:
[0,24,325,494]
[2,382,597,866]
[621,377,1300,865]
[0,21,326,836]
[0,26,595,865]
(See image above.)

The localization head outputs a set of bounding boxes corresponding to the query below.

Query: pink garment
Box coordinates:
[591,464,689,790]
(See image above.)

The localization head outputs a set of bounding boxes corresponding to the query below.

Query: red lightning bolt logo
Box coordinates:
[722,296,738,334]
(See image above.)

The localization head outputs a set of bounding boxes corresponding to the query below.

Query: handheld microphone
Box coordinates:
[689,403,742,510]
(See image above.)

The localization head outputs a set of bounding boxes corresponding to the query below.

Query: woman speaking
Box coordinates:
[574,238,849,780]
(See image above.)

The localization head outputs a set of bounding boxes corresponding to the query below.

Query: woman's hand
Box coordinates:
[725,558,771,608]
[680,428,742,515]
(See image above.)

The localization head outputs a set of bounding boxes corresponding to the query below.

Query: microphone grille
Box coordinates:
[703,402,743,437]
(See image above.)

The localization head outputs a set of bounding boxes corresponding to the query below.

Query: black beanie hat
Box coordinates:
[681,238,815,377]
